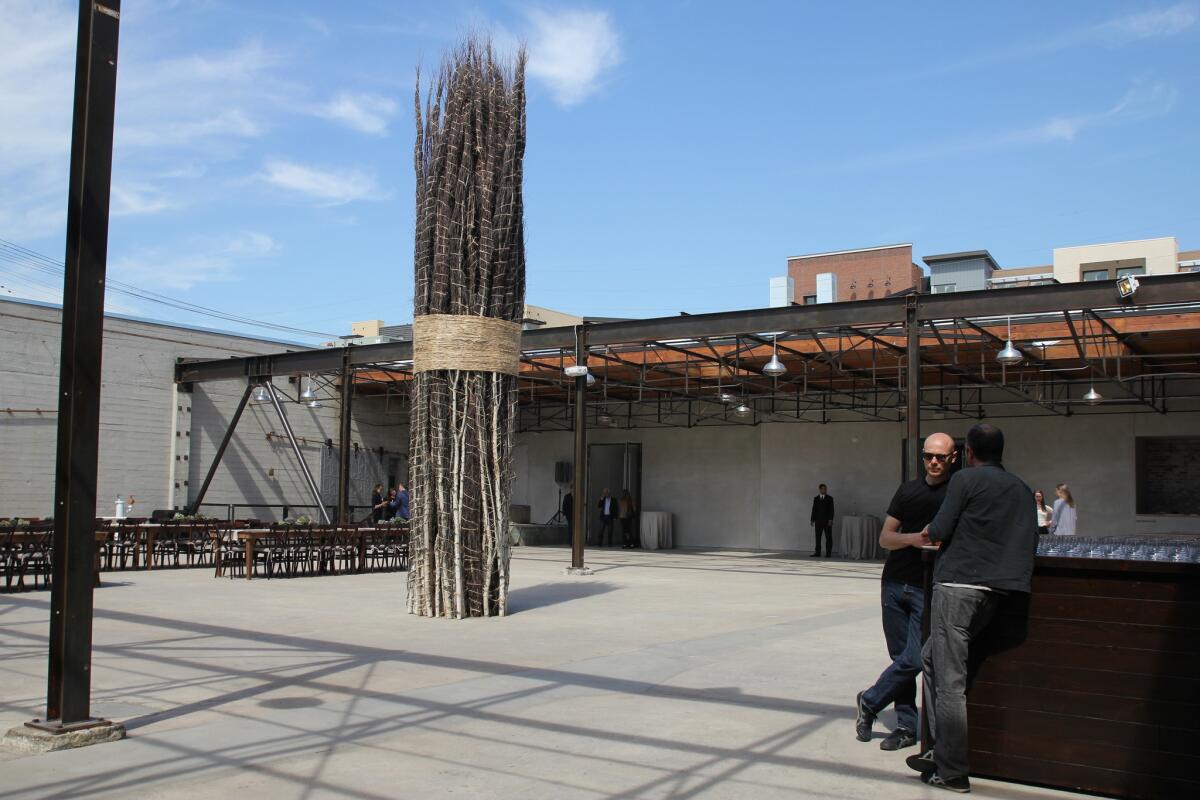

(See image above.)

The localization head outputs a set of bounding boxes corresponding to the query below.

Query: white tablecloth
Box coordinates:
[640,511,673,550]
[838,515,883,560]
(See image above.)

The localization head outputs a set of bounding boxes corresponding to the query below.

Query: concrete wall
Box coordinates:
[1053,237,1179,283]
[512,412,1200,551]
[0,298,407,521]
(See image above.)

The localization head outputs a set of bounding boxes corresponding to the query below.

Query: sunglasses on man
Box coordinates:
[921,452,954,463]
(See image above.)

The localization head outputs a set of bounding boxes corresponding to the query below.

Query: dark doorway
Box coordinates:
[586,443,642,545]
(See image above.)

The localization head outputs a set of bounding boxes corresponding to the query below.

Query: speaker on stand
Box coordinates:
[545,461,572,525]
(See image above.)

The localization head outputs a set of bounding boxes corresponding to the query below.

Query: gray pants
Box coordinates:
[921,584,1002,780]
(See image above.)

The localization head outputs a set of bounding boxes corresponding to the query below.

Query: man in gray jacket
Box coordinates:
[906,423,1037,793]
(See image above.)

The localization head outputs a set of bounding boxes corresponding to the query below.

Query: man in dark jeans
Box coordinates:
[856,432,956,751]
[906,423,1037,793]
[810,484,835,557]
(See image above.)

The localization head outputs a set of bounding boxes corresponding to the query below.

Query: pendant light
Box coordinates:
[762,334,787,377]
[299,375,317,400]
[996,317,1022,366]
[734,402,752,418]
[1083,385,1103,405]
[252,384,270,403]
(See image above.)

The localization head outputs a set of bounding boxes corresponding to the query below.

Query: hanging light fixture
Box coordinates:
[734,402,753,417]
[299,375,317,401]
[996,316,1023,366]
[563,364,589,378]
[718,390,737,404]
[1083,385,1103,405]
[585,371,595,387]
[252,384,270,403]
[307,398,322,409]
[762,334,787,377]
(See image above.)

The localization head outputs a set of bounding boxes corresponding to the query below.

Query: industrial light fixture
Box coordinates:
[1083,385,1103,405]
[597,412,613,426]
[563,364,589,378]
[762,334,787,377]
[585,372,596,387]
[996,316,1023,366]
[252,384,270,403]
[1116,274,1139,300]
[718,390,737,404]
[299,375,317,401]
[307,399,322,409]
[734,403,752,417]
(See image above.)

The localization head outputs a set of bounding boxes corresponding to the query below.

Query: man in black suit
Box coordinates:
[810,483,835,557]
[562,491,574,541]
[597,488,617,547]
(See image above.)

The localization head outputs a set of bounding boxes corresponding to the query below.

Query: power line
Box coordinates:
[0,238,341,340]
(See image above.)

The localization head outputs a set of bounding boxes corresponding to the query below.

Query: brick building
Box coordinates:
[785,244,924,304]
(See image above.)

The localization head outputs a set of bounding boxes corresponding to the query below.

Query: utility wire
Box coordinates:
[0,238,340,340]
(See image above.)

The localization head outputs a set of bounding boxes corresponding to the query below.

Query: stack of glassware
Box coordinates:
[1036,536,1200,563]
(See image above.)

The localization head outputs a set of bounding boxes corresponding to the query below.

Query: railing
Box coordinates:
[194,503,376,523]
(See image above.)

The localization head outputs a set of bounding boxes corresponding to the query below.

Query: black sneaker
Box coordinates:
[922,772,970,793]
[906,749,936,773]
[880,728,917,751]
[855,690,875,742]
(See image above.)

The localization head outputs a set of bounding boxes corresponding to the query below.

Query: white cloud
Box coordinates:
[315,92,398,135]
[525,9,620,106]
[1089,3,1198,44]
[827,82,1178,171]
[111,181,181,217]
[259,159,384,205]
[111,231,279,291]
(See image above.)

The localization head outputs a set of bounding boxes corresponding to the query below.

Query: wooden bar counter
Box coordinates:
[931,555,1200,799]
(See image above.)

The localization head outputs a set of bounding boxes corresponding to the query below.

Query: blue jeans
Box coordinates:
[862,579,924,733]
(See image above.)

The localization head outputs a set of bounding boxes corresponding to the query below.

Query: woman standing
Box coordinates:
[1049,483,1077,535]
[618,490,638,549]
[1034,490,1053,536]
[370,483,385,523]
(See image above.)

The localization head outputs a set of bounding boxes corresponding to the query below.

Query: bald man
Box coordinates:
[855,432,957,752]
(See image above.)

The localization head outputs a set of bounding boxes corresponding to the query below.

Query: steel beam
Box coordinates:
[187,383,254,514]
[175,274,1200,385]
[265,383,332,524]
[41,0,122,731]
[571,327,587,570]
[905,301,921,482]
[337,350,353,523]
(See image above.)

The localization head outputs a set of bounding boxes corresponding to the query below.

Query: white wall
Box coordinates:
[513,412,1200,550]
[0,299,408,521]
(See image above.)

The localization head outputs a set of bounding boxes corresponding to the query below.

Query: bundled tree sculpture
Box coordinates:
[407,40,526,618]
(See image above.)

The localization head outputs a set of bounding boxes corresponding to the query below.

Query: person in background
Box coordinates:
[389,482,411,521]
[618,489,638,549]
[371,483,386,523]
[1034,490,1052,536]
[856,433,956,752]
[381,488,397,521]
[1049,483,1077,535]
[810,483,835,557]
[562,491,574,541]
[597,488,617,547]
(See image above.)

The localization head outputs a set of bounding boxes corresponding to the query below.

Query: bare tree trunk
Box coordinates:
[407,39,525,618]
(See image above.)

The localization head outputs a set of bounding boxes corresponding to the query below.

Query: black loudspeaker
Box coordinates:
[554,461,572,484]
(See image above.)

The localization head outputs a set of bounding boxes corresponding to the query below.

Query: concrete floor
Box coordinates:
[0,548,1078,799]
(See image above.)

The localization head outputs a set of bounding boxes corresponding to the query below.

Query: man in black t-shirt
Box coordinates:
[854,432,957,751]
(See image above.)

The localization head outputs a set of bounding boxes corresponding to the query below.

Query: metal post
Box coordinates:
[187,383,254,514]
[570,327,588,571]
[338,351,353,523]
[37,0,122,732]
[264,383,332,524]
[905,299,922,482]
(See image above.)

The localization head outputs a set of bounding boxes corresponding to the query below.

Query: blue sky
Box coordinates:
[1,1,1197,343]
